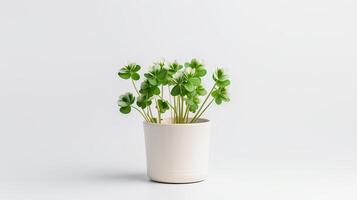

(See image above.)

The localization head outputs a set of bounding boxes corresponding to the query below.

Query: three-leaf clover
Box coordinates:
[170,75,188,96]
[144,65,169,86]
[186,94,200,112]
[139,80,160,97]
[183,72,201,92]
[118,92,135,114]
[136,95,152,109]
[195,85,207,96]
[213,68,231,88]
[118,64,141,80]
[157,99,170,113]
[211,87,230,105]
[168,61,183,75]
[185,59,207,77]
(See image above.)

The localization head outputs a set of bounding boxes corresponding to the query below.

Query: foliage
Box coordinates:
[117,59,230,123]
[118,92,135,114]
[212,68,231,104]
[157,99,170,113]
[136,95,152,109]
[118,64,141,80]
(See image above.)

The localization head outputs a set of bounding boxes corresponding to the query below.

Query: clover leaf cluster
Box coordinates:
[117,59,230,124]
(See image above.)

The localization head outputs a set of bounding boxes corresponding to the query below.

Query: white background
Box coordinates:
[1,0,356,199]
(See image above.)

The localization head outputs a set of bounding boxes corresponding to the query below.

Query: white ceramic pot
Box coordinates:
[143,118,211,183]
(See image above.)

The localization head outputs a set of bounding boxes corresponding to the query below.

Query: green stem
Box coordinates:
[183,103,189,122]
[191,84,216,122]
[168,86,173,121]
[173,96,177,123]
[179,97,182,123]
[157,95,178,121]
[131,79,140,95]
[180,96,184,123]
[131,79,152,121]
[146,106,155,123]
[148,106,154,122]
[155,98,161,124]
[176,96,179,123]
[132,106,149,122]
[192,99,214,123]
[146,108,152,122]
[140,108,150,122]
[176,97,179,123]
[167,101,179,121]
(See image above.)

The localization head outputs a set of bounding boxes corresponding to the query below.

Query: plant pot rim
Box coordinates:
[143,118,210,127]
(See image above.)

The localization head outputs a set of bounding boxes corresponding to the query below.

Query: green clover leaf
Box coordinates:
[183,82,195,92]
[213,68,230,88]
[157,99,170,113]
[185,59,207,77]
[170,76,188,96]
[211,87,230,105]
[195,67,207,77]
[189,77,201,86]
[119,106,131,114]
[144,73,158,85]
[168,61,183,75]
[118,92,135,114]
[139,80,160,97]
[217,79,231,88]
[195,85,207,96]
[171,69,202,94]
[144,64,170,86]
[186,95,200,113]
[118,64,141,80]
[213,68,225,81]
[131,73,140,80]
[171,84,188,96]
[184,58,203,68]
[157,68,170,85]
[136,95,152,109]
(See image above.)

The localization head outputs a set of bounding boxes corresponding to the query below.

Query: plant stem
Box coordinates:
[155,98,161,124]
[173,96,177,123]
[132,106,149,122]
[157,95,178,122]
[176,96,179,123]
[177,97,179,123]
[191,83,216,122]
[131,79,140,95]
[168,86,173,121]
[167,103,178,120]
[131,79,152,121]
[180,96,184,123]
[178,96,180,123]
[148,107,155,123]
[192,99,214,123]
[148,106,154,122]
[177,96,179,123]
[146,108,151,122]
[183,103,189,122]
[140,108,150,122]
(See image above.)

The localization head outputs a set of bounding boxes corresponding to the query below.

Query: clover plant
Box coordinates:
[117,59,230,124]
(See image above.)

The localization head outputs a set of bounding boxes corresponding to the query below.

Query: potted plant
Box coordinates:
[117,59,230,183]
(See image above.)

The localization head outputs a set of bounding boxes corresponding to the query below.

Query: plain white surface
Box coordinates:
[1,0,356,199]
